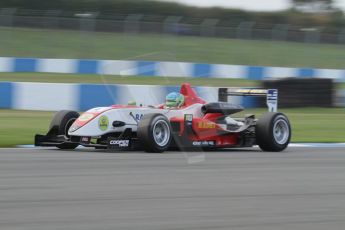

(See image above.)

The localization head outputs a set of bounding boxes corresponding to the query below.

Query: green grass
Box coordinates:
[0,110,54,147]
[1,108,344,147]
[1,72,343,89]
[237,108,345,143]
[0,72,257,87]
[285,108,345,143]
[1,27,345,68]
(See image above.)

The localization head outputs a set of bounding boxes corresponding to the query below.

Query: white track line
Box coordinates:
[289,143,345,148]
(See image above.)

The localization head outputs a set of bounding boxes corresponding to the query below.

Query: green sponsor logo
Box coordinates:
[98,115,109,131]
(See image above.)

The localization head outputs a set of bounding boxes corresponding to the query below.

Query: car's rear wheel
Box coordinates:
[255,112,291,152]
[137,114,172,153]
[49,110,80,150]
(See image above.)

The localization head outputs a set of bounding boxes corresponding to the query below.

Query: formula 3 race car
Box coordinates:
[35,83,291,152]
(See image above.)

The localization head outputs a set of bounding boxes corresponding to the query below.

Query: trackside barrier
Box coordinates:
[262,78,334,108]
[1,82,344,111]
[0,82,225,111]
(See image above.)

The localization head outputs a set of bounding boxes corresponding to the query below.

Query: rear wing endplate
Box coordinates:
[218,88,278,112]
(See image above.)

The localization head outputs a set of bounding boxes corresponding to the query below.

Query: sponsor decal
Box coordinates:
[192,140,216,147]
[109,139,130,147]
[267,89,278,112]
[135,113,144,120]
[80,136,90,144]
[267,89,278,99]
[98,115,109,131]
[78,113,94,122]
[197,121,216,129]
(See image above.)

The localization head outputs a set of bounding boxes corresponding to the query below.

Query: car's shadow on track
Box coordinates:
[41,147,264,155]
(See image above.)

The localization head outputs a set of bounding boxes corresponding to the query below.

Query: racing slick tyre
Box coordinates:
[49,110,80,150]
[137,114,172,153]
[255,112,291,152]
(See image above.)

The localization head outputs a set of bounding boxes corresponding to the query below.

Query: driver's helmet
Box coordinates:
[165,92,185,108]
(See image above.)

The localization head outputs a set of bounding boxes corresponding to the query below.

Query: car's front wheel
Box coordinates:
[137,114,172,153]
[49,110,80,150]
[255,112,291,152]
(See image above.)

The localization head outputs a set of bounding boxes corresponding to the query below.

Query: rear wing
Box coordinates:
[218,88,278,112]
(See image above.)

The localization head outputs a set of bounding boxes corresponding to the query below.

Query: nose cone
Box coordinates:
[68,113,96,133]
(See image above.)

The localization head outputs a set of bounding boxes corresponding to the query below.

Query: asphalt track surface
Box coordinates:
[1,147,345,230]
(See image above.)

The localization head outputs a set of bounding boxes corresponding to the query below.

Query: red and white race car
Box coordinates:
[35,83,291,152]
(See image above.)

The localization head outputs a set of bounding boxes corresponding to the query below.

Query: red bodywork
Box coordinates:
[169,83,240,148]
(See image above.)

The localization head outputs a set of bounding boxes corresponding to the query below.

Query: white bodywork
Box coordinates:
[68,104,204,137]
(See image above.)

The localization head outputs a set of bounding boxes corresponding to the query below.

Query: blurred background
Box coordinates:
[0,0,344,146]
